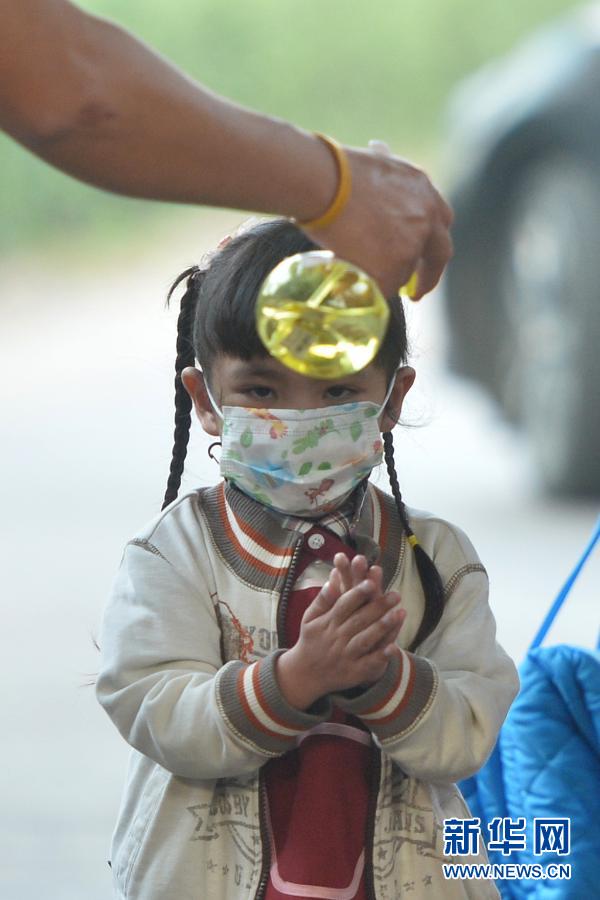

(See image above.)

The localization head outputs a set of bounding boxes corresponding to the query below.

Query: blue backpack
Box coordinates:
[459,517,600,898]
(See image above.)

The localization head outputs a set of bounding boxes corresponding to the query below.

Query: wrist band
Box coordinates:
[297,133,352,231]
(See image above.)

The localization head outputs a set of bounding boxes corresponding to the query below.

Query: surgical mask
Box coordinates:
[205,375,397,517]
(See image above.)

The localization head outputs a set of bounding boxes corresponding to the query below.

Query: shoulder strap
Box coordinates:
[529,515,600,651]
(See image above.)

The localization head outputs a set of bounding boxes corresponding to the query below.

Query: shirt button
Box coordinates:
[308,533,325,550]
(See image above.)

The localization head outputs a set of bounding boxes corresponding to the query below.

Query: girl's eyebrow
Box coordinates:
[229,362,280,379]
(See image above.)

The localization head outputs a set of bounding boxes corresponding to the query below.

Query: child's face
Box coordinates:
[182,354,415,438]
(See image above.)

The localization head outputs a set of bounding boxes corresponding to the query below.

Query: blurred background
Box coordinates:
[1,1,598,897]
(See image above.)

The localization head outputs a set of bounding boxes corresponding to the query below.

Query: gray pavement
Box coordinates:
[1,215,598,899]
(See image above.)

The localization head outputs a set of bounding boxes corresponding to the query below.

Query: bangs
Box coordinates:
[190,217,409,376]
[192,219,316,371]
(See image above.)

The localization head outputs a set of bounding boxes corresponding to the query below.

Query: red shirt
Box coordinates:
[264,525,376,900]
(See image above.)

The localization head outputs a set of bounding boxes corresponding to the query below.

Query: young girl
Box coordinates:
[96,218,519,900]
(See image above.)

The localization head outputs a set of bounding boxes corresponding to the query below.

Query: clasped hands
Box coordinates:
[275,552,406,711]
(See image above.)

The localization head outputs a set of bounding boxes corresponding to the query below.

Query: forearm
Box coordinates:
[1,1,335,218]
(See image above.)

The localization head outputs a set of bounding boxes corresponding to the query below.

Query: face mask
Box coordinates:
[205,375,397,517]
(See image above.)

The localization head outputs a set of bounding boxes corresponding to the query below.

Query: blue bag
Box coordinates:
[459,517,600,898]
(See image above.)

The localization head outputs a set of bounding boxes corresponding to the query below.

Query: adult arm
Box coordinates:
[0,0,452,296]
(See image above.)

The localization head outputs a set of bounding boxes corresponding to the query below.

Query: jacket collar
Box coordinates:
[274,480,369,540]
[197,480,406,592]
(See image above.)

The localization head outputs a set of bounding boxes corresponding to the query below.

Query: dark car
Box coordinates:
[443,5,600,494]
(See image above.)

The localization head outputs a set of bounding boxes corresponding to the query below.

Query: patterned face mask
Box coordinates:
[205,376,397,517]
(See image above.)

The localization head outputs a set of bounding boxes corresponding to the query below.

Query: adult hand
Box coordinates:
[1,1,451,300]
[302,139,454,299]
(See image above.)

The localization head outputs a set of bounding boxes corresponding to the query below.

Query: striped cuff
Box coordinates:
[216,651,332,757]
[330,651,438,743]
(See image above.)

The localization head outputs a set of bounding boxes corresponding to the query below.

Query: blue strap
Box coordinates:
[529,514,600,651]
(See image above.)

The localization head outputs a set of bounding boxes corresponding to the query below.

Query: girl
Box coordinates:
[96,218,519,900]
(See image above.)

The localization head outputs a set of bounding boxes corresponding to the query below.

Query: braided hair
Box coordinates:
[382,432,445,650]
[162,218,445,647]
[162,266,203,510]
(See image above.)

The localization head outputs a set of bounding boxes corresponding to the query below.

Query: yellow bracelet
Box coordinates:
[297,133,352,231]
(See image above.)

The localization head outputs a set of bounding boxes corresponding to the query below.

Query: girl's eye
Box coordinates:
[326,386,356,400]
[245,385,273,400]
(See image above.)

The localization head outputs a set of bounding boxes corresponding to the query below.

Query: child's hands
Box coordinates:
[275,552,406,711]
[327,551,405,655]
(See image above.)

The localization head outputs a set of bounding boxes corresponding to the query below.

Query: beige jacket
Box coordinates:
[96,481,519,899]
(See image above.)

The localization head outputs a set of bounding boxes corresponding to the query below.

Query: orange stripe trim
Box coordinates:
[221,482,293,559]
[364,653,405,715]
[233,509,294,559]
[251,659,299,732]
[236,664,282,740]
[218,488,283,577]
[371,655,418,726]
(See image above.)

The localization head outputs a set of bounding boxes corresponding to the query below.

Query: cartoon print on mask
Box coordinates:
[291,418,340,454]
[248,408,288,439]
[304,477,335,507]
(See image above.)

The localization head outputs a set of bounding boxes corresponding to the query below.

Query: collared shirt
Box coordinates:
[276,479,369,542]
[263,480,371,594]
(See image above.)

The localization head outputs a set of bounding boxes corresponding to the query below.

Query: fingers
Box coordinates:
[351,617,405,686]
[333,552,369,595]
[365,147,454,298]
[312,555,392,641]
[330,554,389,620]
[351,554,370,588]
[411,219,454,300]
[438,189,455,227]
[329,144,455,297]
[303,574,341,624]
[345,595,405,654]
[297,555,405,694]
[367,606,407,654]
[349,616,406,678]
[306,554,378,623]
[333,552,352,593]
[332,577,378,624]
[367,563,383,597]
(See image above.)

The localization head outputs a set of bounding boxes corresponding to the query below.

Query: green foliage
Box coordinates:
[2,0,579,250]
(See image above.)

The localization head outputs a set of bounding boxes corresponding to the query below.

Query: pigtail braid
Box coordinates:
[161,267,203,510]
[382,431,445,651]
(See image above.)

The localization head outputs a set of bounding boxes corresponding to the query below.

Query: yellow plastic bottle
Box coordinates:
[256,251,391,379]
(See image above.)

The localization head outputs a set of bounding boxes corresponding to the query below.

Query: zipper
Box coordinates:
[254,534,304,900]
[254,771,271,900]
[275,534,304,640]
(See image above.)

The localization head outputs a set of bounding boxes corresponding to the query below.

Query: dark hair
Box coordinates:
[163,217,444,650]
